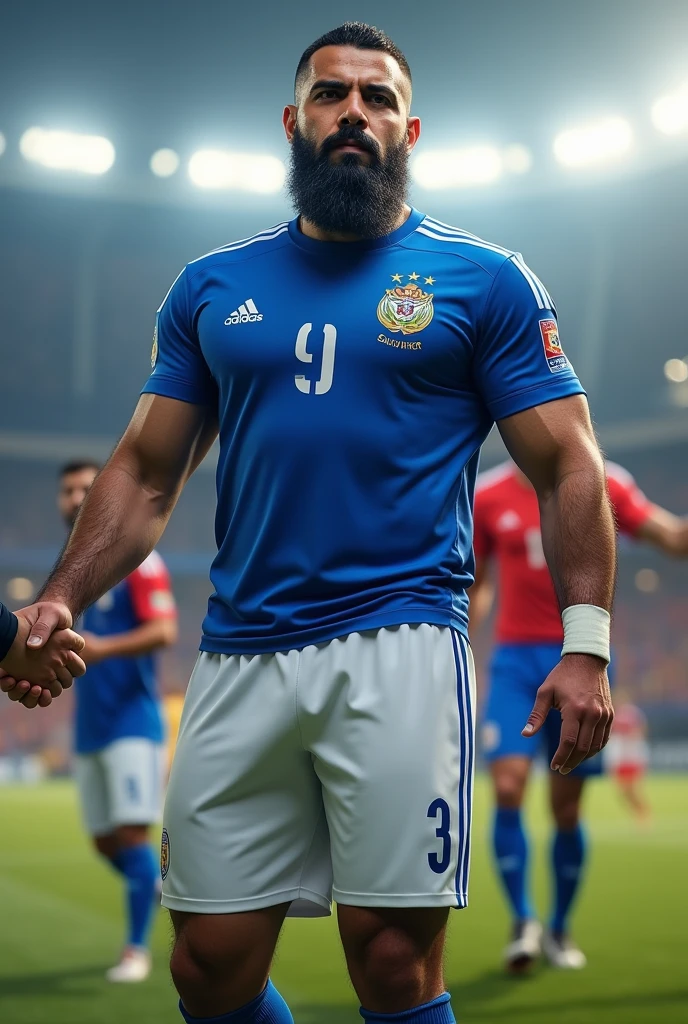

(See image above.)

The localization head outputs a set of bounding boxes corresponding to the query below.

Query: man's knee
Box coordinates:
[550,776,585,830]
[339,907,448,1011]
[169,907,288,1017]
[492,758,530,809]
[361,927,428,1003]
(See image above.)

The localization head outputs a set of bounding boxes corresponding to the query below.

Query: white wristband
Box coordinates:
[561,604,611,663]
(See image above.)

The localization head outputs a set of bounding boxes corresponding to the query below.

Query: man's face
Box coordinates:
[58,468,98,528]
[289,45,416,165]
[284,45,421,237]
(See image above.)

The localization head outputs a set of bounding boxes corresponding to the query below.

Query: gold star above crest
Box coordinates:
[408,271,420,281]
[425,276,436,285]
[391,273,403,283]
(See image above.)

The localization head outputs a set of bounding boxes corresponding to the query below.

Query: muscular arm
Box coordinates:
[497,393,616,773]
[636,506,688,557]
[38,395,218,620]
[498,394,615,615]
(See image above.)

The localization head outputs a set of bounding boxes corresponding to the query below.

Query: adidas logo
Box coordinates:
[224,299,263,325]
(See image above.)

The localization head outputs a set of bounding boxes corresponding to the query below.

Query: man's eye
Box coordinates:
[316,90,337,100]
[371,95,390,105]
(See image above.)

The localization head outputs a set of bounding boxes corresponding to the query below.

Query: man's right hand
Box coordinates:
[0,602,86,709]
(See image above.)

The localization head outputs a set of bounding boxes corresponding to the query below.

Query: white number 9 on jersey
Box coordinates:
[294,323,337,395]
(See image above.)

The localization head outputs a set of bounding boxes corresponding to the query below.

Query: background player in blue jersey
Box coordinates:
[58,460,178,983]
[5,23,616,1024]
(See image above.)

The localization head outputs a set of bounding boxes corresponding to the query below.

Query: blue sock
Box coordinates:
[551,825,586,935]
[113,844,159,949]
[179,980,293,1022]
[492,807,534,922]
[360,992,455,1022]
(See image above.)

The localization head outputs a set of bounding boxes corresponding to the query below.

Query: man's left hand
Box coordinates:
[522,653,614,774]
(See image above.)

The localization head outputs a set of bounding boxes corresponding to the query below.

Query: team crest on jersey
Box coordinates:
[377,273,435,335]
[539,319,568,374]
[151,319,159,369]
[160,828,170,880]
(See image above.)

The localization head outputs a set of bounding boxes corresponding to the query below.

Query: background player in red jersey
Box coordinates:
[605,703,651,821]
[471,460,688,972]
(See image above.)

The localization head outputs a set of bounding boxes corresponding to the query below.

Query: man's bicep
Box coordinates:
[496,394,602,494]
[116,394,218,493]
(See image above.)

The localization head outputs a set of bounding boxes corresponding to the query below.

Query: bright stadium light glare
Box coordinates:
[150,148,180,177]
[0,132,6,158]
[188,150,285,193]
[412,146,503,190]
[7,577,34,602]
[664,357,688,383]
[652,82,688,136]
[635,568,660,594]
[19,127,115,174]
[503,144,533,174]
[553,117,633,168]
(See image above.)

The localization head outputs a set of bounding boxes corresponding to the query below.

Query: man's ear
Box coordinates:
[283,105,298,143]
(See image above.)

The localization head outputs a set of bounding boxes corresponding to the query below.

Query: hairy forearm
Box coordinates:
[39,452,178,619]
[538,454,616,613]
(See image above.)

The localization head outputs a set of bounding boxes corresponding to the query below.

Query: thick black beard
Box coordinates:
[287,125,409,239]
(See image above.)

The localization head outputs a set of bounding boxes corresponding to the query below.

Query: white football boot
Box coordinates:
[503,919,542,973]
[106,946,152,983]
[542,930,587,969]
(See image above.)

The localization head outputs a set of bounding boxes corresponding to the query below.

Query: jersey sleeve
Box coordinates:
[127,552,178,623]
[472,486,494,559]
[606,464,654,536]
[141,267,218,407]
[473,256,585,421]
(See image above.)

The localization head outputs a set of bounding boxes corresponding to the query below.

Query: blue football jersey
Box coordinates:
[142,210,584,654]
[75,551,175,754]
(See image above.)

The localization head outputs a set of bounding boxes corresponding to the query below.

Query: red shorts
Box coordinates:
[614,763,646,782]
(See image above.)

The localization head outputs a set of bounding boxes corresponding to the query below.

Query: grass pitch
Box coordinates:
[0,776,686,1024]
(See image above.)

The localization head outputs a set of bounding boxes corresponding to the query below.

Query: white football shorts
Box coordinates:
[161,623,476,917]
[74,737,166,836]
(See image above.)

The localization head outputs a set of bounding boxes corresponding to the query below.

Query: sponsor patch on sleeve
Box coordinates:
[539,318,568,373]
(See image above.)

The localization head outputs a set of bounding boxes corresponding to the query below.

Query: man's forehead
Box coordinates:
[300,45,410,101]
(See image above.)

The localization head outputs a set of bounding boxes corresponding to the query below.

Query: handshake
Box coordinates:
[0,601,86,709]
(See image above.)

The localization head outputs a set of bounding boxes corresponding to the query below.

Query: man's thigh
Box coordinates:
[162,652,332,918]
[482,644,560,763]
[102,736,166,827]
[73,751,111,836]
[308,624,476,911]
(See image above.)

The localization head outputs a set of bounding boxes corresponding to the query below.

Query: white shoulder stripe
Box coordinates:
[188,222,289,265]
[157,267,185,313]
[159,224,290,311]
[416,225,552,310]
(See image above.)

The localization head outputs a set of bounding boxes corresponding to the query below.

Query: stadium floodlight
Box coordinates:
[7,577,34,602]
[150,148,180,177]
[0,132,5,158]
[635,568,660,593]
[188,150,285,193]
[553,117,633,168]
[502,144,533,174]
[19,127,115,175]
[411,146,503,190]
[652,82,688,136]
[664,357,688,383]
